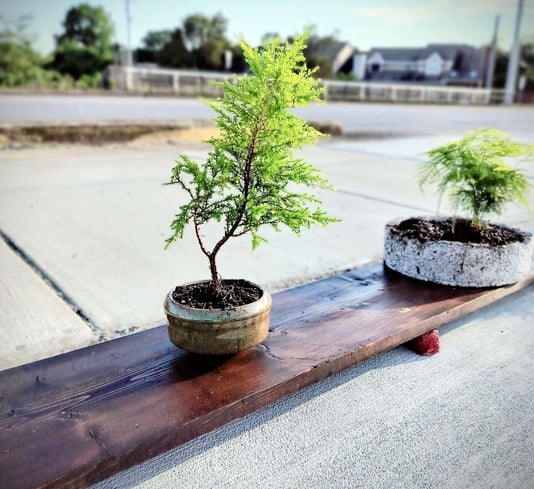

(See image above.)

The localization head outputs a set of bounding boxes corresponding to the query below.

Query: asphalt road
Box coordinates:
[1,94,534,139]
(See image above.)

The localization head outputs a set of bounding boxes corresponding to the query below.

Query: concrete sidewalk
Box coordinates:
[1,132,534,488]
[1,134,533,370]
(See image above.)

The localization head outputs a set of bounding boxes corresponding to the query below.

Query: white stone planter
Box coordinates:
[384,217,533,287]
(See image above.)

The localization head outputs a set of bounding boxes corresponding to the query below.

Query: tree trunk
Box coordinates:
[209,252,221,288]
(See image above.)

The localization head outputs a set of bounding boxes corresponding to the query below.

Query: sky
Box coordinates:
[2,0,533,56]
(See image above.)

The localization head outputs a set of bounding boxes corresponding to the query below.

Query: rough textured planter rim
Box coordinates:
[164,279,272,355]
[384,216,533,287]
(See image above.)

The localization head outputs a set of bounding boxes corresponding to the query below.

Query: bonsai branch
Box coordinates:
[208,123,261,287]
[193,209,210,259]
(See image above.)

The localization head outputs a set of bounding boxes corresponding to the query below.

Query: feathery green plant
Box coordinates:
[165,34,338,287]
[419,128,534,230]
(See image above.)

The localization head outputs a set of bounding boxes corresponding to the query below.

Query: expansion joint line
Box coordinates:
[0,228,107,340]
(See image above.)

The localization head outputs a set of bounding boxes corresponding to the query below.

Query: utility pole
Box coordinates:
[125,0,133,67]
[485,15,500,89]
[503,0,524,105]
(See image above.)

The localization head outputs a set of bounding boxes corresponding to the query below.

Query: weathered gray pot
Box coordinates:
[384,217,533,287]
[164,280,272,355]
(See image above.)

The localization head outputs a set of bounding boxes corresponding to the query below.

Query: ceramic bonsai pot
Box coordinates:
[164,279,272,355]
[384,216,533,287]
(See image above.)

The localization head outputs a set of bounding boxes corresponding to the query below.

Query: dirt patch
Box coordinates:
[0,119,342,148]
[130,121,342,147]
[0,134,9,149]
[0,120,215,147]
[129,126,220,147]
[309,121,342,136]
[0,124,172,145]
[389,217,526,246]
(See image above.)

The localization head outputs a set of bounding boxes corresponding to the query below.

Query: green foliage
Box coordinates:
[56,3,113,50]
[182,13,229,69]
[166,34,338,285]
[49,39,111,79]
[155,29,191,68]
[49,3,114,79]
[520,40,534,91]
[136,30,172,64]
[196,37,231,70]
[76,71,102,89]
[491,40,534,90]
[303,29,341,79]
[153,14,230,70]
[261,32,282,46]
[0,15,60,87]
[141,30,173,52]
[183,13,226,51]
[336,72,356,81]
[260,28,350,79]
[419,129,534,229]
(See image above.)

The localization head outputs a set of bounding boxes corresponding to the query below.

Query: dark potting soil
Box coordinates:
[172,279,262,310]
[390,217,526,246]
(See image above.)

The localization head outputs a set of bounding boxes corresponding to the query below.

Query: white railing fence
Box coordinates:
[106,65,507,105]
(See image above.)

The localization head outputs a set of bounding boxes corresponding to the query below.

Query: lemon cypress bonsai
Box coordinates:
[165,34,338,294]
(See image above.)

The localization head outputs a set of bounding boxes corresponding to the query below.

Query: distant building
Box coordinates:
[303,39,356,77]
[354,44,485,87]
[330,42,356,75]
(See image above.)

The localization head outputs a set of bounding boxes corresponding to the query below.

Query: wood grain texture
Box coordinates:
[1,260,533,489]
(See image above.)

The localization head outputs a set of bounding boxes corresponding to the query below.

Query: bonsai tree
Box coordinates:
[419,128,533,230]
[165,34,338,296]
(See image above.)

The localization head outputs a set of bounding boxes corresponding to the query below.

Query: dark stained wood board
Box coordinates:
[1,260,533,489]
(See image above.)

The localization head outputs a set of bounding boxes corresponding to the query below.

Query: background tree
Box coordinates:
[492,47,508,88]
[135,29,172,63]
[520,39,534,90]
[156,28,192,68]
[48,3,114,80]
[261,32,281,46]
[304,30,343,79]
[196,36,231,70]
[0,15,59,87]
[228,43,246,72]
[56,3,113,48]
[260,28,342,78]
[492,40,534,90]
[182,12,229,69]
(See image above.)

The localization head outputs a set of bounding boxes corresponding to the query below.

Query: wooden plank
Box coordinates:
[1,260,533,489]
